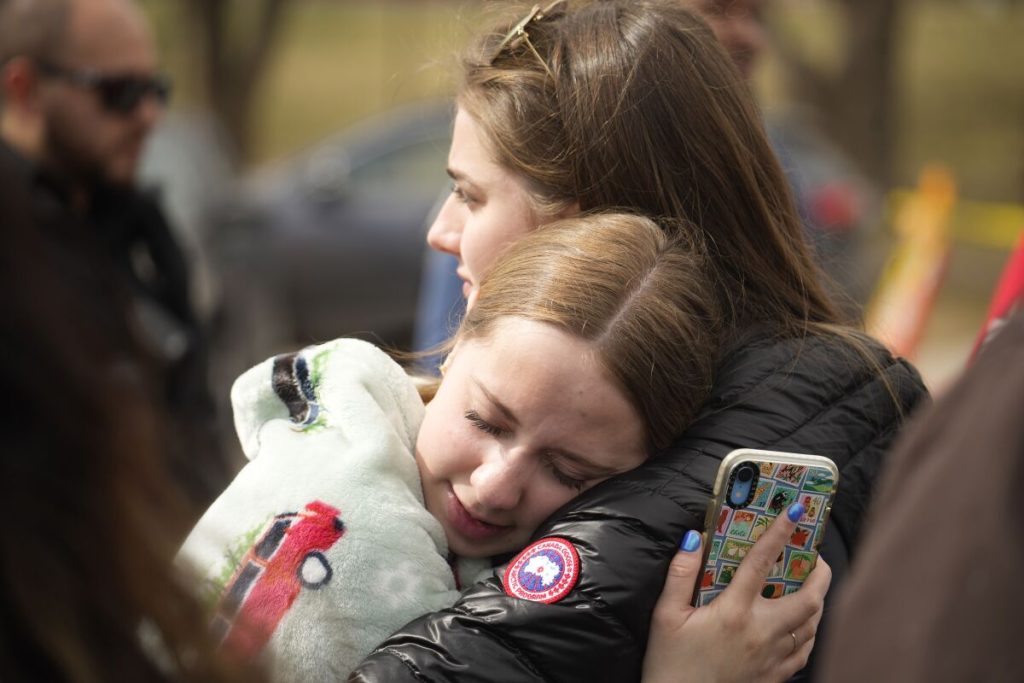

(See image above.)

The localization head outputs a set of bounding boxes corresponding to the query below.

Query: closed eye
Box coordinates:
[464,409,507,437]
[544,459,587,491]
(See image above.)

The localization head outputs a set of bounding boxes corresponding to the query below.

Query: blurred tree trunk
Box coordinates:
[773,0,903,188]
[182,0,290,166]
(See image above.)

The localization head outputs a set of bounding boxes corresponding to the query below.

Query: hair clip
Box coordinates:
[488,0,566,77]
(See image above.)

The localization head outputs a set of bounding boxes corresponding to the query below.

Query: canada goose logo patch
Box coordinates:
[503,537,580,604]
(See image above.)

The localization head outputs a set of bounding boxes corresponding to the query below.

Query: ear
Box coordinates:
[1,57,44,113]
[557,200,581,219]
[465,286,480,311]
[439,338,465,377]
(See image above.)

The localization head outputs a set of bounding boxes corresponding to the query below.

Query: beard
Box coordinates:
[41,107,143,191]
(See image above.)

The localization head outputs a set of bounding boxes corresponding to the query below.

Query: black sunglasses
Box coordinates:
[36,60,172,114]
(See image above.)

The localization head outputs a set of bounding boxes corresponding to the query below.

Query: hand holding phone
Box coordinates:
[645,503,832,683]
[696,448,838,606]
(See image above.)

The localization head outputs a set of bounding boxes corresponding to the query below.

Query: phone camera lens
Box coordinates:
[728,463,758,509]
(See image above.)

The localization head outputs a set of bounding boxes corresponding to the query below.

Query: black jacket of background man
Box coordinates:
[0,139,228,520]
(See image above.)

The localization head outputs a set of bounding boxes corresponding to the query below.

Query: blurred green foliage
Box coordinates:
[897,0,1024,202]
[145,0,485,162]
[761,0,1023,202]
[144,0,1023,202]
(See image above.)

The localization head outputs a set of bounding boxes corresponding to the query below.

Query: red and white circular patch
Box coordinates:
[503,537,580,604]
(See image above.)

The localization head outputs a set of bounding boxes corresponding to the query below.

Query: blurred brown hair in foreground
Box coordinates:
[0,160,258,681]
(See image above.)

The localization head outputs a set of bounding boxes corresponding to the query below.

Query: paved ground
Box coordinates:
[909,243,1005,394]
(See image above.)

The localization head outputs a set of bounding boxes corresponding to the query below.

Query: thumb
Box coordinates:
[658,530,705,613]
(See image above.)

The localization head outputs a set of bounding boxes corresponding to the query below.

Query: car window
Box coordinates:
[345,137,451,203]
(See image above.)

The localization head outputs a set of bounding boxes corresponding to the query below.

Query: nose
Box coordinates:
[739,17,766,55]
[470,448,534,513]
[135,93,164,132]
[729,16,766,67]
[426,194,463,258]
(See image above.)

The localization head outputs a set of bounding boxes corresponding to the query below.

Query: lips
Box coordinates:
[456,268,473,299]
[444,486,511,542]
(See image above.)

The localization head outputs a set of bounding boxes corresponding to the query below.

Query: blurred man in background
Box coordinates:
[0,0,227,523]
[684,0,766,80]
[680,0,874,311]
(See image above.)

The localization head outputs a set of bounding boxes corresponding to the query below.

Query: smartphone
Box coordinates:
[694,448,839,606]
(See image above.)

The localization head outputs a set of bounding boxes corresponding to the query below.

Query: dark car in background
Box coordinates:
[206,102,453,388]
[140,102,452,445]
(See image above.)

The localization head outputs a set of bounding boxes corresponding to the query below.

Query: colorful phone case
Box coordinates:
[695,449,839,606]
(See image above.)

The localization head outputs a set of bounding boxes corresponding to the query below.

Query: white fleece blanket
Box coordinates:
[178,339,481,681]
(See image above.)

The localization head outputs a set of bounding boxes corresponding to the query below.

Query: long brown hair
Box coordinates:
[458,212,722,452]
[458,0,841,338]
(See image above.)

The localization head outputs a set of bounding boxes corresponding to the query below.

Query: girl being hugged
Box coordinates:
[182,213,792,680]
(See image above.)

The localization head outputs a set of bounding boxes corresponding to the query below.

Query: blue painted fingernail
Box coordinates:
[680,530,701,552]
[787,502,806,522]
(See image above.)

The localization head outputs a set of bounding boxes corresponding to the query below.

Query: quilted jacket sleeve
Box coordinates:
[349,334,928,683]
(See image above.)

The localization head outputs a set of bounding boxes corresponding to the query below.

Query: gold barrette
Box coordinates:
[489,0,566,77]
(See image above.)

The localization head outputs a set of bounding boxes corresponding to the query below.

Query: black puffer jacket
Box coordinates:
[351,332,928,682]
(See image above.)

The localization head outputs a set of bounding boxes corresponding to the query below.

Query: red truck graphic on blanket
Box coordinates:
[211,500,344,657]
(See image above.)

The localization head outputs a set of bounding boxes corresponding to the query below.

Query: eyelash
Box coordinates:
[451,184,475,205]
[464,409,506,437]
[545,460,587,491]
[464,410,588,491]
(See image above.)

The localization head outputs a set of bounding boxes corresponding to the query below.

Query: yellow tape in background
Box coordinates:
[870,171,1024,359]
[888,191,1024,250]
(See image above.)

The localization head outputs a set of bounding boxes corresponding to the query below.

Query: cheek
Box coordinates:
[459,214,504,284]
[416,408,476,480]
[43,100,78,137]
[464,219,528,282]
[414,409,448,478]
[53,93,101,128]
[463,202,538,282]
[522,485,578,529]
[48,105,110,154]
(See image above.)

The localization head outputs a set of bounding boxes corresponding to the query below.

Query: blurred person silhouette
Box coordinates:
[684,0,766,79]
[0,156,259,682]
[0,0,229,519]
[681,0,875,313]
[815,318,1024,680]
[811,235,1024,682]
